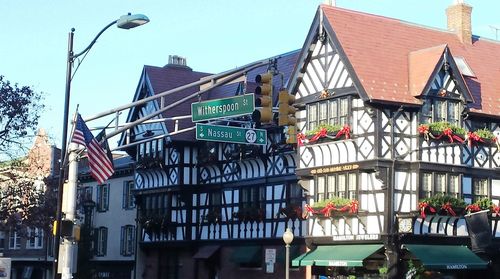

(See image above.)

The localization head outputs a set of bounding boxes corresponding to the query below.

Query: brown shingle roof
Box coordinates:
[145,51,300,143]
[322,5,500,116]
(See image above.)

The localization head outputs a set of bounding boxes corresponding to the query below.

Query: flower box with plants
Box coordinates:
[233,207,265,222]
[297,124,351,146]
[418,195,467,218]
[278,203,305,220]
[418,122,466,144]
[465,198,500,216]
[304,197,359,218]
[467,128,499,147]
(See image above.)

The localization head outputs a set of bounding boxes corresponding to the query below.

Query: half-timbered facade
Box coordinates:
[289,2,500,279]
[120,55,306,279]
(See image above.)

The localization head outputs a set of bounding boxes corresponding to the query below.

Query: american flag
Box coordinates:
[71,114,114,184]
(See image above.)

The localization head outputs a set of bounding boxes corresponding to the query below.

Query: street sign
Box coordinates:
[196,123,267,145]
[192,94,255,122]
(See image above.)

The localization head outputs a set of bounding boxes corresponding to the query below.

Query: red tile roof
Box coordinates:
[408,45,446,97]
[322,5,500,117]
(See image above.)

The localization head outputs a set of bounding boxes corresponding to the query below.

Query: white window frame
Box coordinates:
[9,230,20,250]
[123,181,135,209]
[96,227,108,257]
[120,225,135,256]
[26,227,44,249]
[97,184,110,212]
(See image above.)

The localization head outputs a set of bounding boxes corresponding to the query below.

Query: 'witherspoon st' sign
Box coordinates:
[191,94,255,122]
[196,123,267,145]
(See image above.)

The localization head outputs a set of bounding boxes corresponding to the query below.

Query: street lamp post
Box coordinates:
[282,228,294,279]
[54,13,149,279]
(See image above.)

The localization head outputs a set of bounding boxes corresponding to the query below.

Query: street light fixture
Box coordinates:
[282,228,294,279]
[54,13,149,279]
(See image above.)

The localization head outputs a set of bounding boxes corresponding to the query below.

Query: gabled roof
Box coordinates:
[144,65,211,142]
[320,5,500,116]
[408,45,447,97]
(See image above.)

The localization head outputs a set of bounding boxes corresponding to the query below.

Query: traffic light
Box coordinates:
[252,72,273,124]
[285,125,297,144]
[278,90,296,126]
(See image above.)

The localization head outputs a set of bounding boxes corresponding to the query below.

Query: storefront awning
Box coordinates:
[403,244,487,270]
[193,245,220,259]
[230,246,262,264]
[292,244,384,267]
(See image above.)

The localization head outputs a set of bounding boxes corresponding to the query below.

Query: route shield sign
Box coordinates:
[196,123,267,145]
[192,94,255,122]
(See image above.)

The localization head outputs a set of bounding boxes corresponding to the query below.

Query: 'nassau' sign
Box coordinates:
[196,123,267,145]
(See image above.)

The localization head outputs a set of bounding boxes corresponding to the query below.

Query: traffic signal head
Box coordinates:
[252,72,274,124]
[278,90,297,126]
[285,125,297,144]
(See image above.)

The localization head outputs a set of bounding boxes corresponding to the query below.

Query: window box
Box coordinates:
[418,122,465,143]
[418,195,466,218]
[298,124,351,146]
[467,128,499,147]
[233,207,265,223]
[278,204,305,220]
[304,197,358,218]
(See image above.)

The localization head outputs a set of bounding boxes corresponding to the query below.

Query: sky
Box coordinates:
[1,0,500,154]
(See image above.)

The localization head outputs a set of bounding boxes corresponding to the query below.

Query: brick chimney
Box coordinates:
[446,0,472,44]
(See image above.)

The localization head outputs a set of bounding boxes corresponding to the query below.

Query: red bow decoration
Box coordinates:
[418,202,436,219]
[467,131,483,146]
[441,202,456,216]
[349,200,359,213]
[309,128,328,142]
[418,125,431,141]
[442,128,464,143]
[491,205,500,215]
[320,203,336,217]
[297,133,306,147]
[466,204,481,213]
[336,125,351,139]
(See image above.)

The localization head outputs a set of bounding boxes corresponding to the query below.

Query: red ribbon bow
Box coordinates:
[441,202,456,216]
[466,204,481,213]
[309,128,328,142]
[418,202,436,219]
[418,125,429,134]
[320,203,335,217]
[468,132,483,146]
[297,133,306,147]
[336,125,351,139]
[442,128,464,143]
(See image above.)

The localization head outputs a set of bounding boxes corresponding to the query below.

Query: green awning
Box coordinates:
[404,244,487,270]
[230,246,262,264]
[292,244,384,267]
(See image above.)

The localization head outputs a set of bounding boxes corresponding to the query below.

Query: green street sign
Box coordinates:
[196,123,267,145]
[191,94,255,122]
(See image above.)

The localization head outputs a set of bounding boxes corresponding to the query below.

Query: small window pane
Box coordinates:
[338,174,346,199]
[329,100,338,125]
[448,175,460,198]
[327,175,336,199]
[421,173,432,198]
[317,177,325,201]
[435,174,446,195]
[319,102,327,124]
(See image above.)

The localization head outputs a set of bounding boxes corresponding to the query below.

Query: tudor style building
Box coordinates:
[289,2,500,279]
[119,54,305,279]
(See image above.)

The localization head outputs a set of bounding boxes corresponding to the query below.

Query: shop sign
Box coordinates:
[446,264,468,269]
[310,164,359,175]
[332,234,380,241]
[329,260,348,266]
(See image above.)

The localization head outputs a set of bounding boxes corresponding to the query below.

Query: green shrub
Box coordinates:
[305,124,342,136]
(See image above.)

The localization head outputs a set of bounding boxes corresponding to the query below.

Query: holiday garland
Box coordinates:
[418,195,500,219]
[418,122,499,148]
[304,197,359,218]
[297,124,351,146]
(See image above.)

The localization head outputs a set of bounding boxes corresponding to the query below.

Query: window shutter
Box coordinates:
[122,182,127,209]
[97,187,102,211]
[120,226,125,255]
[93,228,98,255]
[103,227,108,256]
[105,185,109,211]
